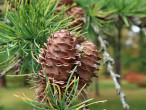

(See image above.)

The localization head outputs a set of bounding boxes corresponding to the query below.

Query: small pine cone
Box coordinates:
[75,36,86,45]
[58,0,74,6]
[77,41,101,85]
[67,7,85,30]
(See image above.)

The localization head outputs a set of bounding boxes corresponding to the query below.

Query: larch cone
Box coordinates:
[67,7,85,30]
[34,30,100,104]
[58,0,74,6]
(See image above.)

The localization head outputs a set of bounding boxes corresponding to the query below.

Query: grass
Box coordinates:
[0,87,33,110]
[88,79,146,110]
[0,79,146,110]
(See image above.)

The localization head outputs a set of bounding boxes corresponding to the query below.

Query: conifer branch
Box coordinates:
[0,59,22,77]
[91,23,130,110]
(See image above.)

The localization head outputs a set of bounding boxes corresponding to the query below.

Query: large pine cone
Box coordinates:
[67,7,85,30]
[37,30,80,87]
[35,30,81,103]
[35,30,100,103]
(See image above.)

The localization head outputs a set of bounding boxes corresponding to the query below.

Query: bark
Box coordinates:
[0,59,22,77]
[0,75,6,88]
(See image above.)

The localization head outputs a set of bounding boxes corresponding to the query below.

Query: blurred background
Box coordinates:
[0,0,146,110]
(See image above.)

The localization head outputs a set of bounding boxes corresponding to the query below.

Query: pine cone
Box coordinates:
[35,30,81,103]
[67,7,85,30]
[59,0,74,6]
[77,42,101,85]
[35,30,100,103]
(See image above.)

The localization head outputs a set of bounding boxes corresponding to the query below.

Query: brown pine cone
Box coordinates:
[77,41,101,85]
[58,0,74,6]
[35,30,81,103]
[34,30,100,104]
[67,7,85,30]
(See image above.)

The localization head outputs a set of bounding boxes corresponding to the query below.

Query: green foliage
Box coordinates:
[75,0,146,41]
[15,67,106,110]
[122,30,146,73]
[75,0,146,74]
[0,0,75,73]
[76,0,146,25]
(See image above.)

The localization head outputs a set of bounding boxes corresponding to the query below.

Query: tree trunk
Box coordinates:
[114,26,122,84]
[115,56,121,84]
[139,30,146,72]
[94,77,99,96]
[0,76,6,88]
[94,39,100,96]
